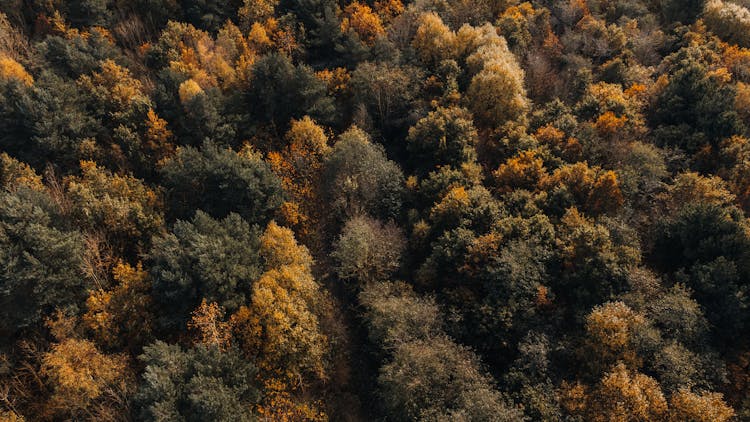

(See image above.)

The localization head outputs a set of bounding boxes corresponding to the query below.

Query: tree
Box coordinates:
[0,153,43,191]
[160,141,284,224]
[358,281,443,349]
[84,261,154,352]
[650,55,744,155]
[238,0,278,28]
[148,212,263,331]
[466,40,529,128]
[411,12,456,67]
[188,299,232,350]
[359,281,523,421]
[660,0,705,24]
[668,389,734,422]
[182,0,242,32]
[493,149,548,194]
[0,56,32,86]
[541,162,624,215]
[585,301,648,370]
[41,337,132,419]
[267,116,330,240]
[246,53,335,130]
[0,189,89,334]
[331,215,405,285]
[406,106,478,175]
[136,341,260,422]
[349,61,423,140]
[341,2,385,45]
[379,336,523,421]
[573,363,668,421]
[322,126,405,221]
[230,222,328,384]
[554,208,640,313]
[65,160,164,256]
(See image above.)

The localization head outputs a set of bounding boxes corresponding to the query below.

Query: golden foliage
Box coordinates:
[178,78,203,104]
[83,261,153,349]
[144,108,175,162]
[592,363,668,421]
[269,117,330,240]
[231,222,328,385]
[374,0,404,23]
[493,149,548,193]
[534,124,582,161]
[429,186,471,221]
[660,172,736,214]
[239,0,278,28]
[256,378,327,421]
[586,301,646,369]
[189,299,232,350]
[412,12,456,65]
[65,160,163,244]
[668,389,734,422]
[0,153,43,191]
[341,2,385,44]
[316,67,350,96]
[41,338,130,413]
[542,162,624,214]
[0,55,32,86]
[563,363,668,421]
[594,111,628,136]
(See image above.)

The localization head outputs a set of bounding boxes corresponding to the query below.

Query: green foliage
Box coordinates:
[148,212,262,330]
[136,341,260,422]
[406,106,478,175]
[332,214,405,285]
[360,281,525,421]
[247,53,336,129]
[650,55,744,154]
[160,141,284,224]
[3,1,750,420]
[323,126,405,221]
[0,189,88,333]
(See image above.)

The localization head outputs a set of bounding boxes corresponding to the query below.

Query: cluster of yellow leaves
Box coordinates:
[189,299,232,350]
[238,0,279,28]
[429,185,471,222]
[231,222,327,384]
[42,339,129,409]
[660,171,736,214]
[268,116,330,240]
[0,153,43,191]
[84,261,153,349]
[586,301,646,369]
[594,111,628,136]
[494,151,624,214]
[493,149,547,193]
[316,67,350,96]
[341,2,385,45]
[81,60,147,108]
[0,55,32,86]
[534,124,582,161]
[65,161,163,242]
[374,0,404,24]
[543,162,624,214]
[255,378,327,422]
[178,78,203,104]
[412,12,457,65]
[561,364,734,422]
[669,389,735,422]
[144,108,175,162]
[158,22,257,91]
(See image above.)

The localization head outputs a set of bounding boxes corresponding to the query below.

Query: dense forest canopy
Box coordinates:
[1,0,750,420]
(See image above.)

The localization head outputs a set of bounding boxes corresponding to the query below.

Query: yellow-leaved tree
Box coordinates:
[230,221,330,418]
